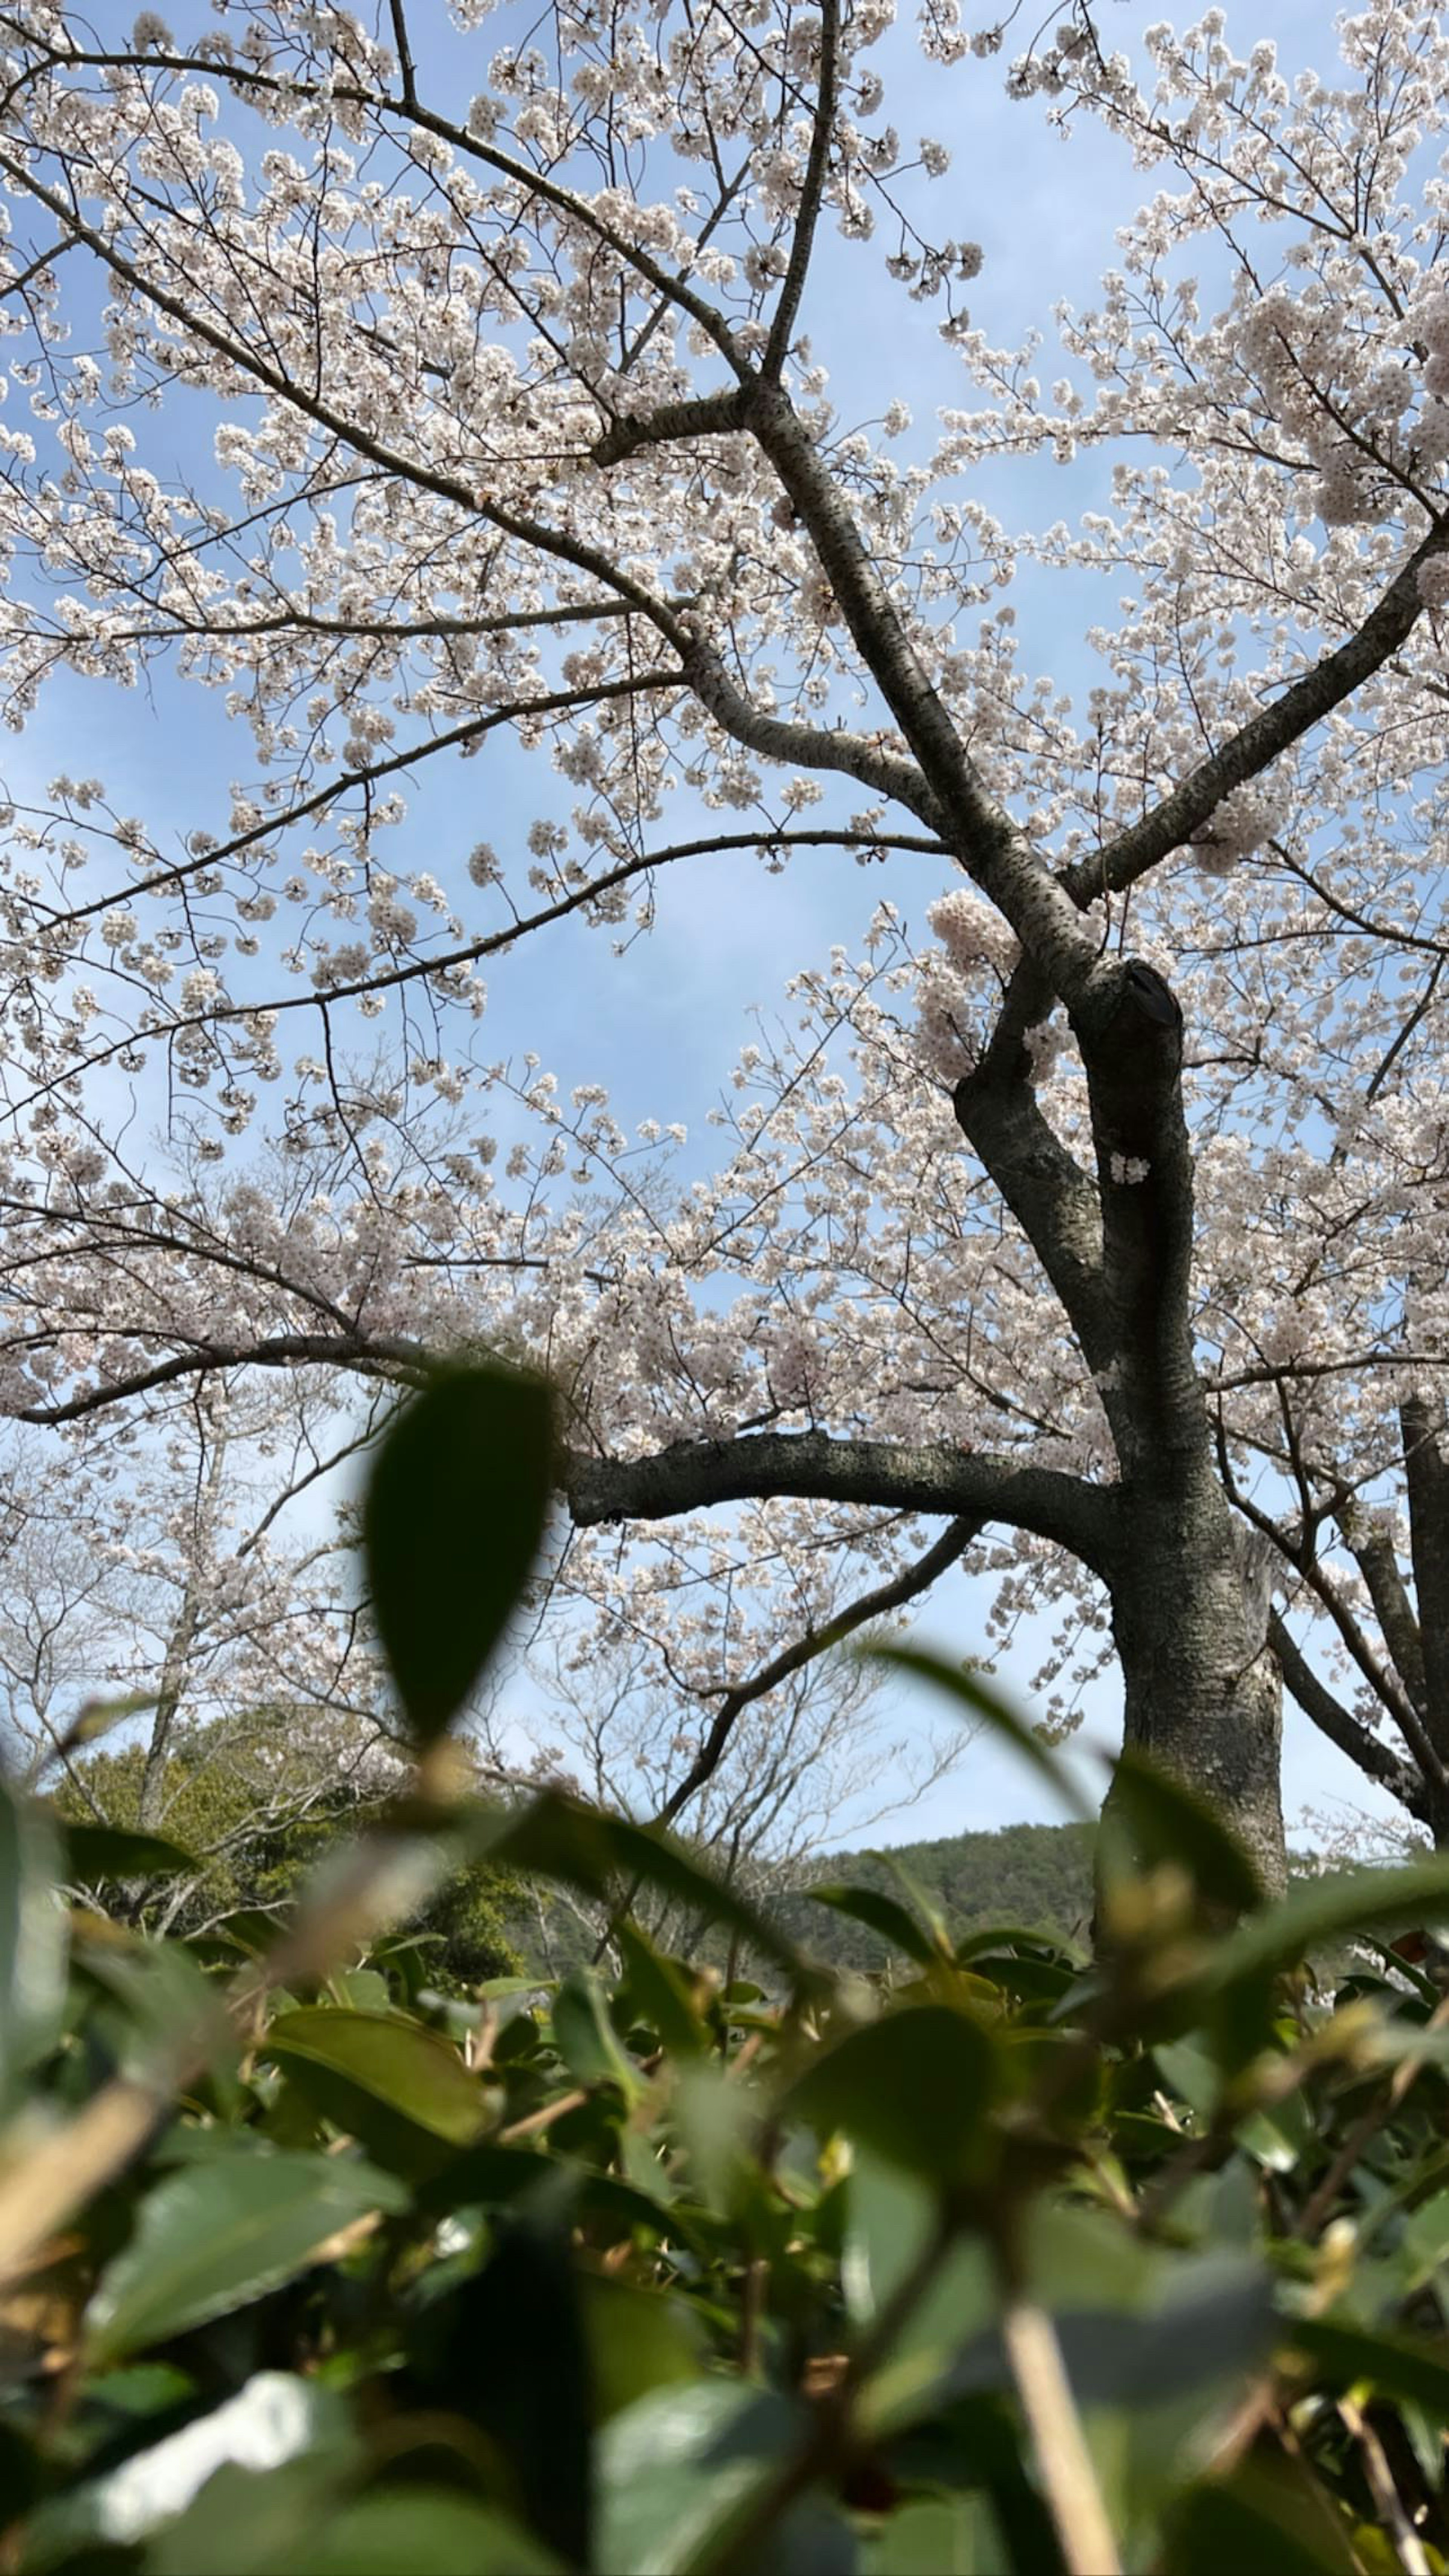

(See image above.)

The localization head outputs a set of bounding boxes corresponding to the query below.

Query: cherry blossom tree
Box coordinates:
[0,1377,390,1819]
[3,0,1449,1885]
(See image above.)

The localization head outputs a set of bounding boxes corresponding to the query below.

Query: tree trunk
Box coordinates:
[1400,1395,1449,1845]
[1108,1470,1285,1893]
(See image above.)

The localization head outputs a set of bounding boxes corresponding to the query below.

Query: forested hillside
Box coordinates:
[776,1820,1096,1969]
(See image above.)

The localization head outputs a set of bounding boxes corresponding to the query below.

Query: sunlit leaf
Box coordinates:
[782,2003,998,2182]
[551,1969,642,2097]
[261,2006,493,2174]
[60,1822,198,1885]
[807,1882,944,1968]
[86,2157,408,2362]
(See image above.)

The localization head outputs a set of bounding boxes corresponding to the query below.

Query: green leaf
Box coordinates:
[85,2151,408,2362]
[782,2003,998,2182]
[1048,2258,1277,2408]
[275,2492,563,2576]
[846,2151,995,2439]
[551,1969,642,2096]
[863,1646,1090,1818]
[0,1771,65,2112]
[595,2380,802,2576]
[1165,2459,1361,2574]
[1208,1855,1449,1996]
[1100,1748,1264,1914]
[861,2498,1002,2574]
[807,1883,944,1968]
[580,2271,709,2420]
[1402,2188,1449,2291]
[60,1822,198,1884]
[363,1361,554,1747]
[1290,2315,1449,2413]
[616,1925,709,2057]
[261,2006,493,2174]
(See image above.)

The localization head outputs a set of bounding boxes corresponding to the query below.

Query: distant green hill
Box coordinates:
[775,1817,1095,1969]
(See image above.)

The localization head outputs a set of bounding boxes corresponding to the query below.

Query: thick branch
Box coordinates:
[954,965,1108,1367]
[680,638,941,821]
[1077,514,1449,901]
[746,382,1099,1002]
[1072,961,1201,1469]
[565,1430,1120,1580]
[1346,1518,1427,1717]
[592,389,750,467]
[1267,1611,1427,1821]
[12,1335,426,1425]
[654,1511,978,1831]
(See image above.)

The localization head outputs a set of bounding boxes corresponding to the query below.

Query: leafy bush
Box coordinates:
[2,1364,1448,2574]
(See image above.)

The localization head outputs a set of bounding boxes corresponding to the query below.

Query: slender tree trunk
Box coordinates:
[137,1420,228,1830]
[136,1594,201,1831]
[1400,1394,1449,1845]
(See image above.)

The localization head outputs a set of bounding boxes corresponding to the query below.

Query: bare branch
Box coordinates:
[1267,1611,1427,1820]
[762,0,839,377]
[1077,514,1449,900]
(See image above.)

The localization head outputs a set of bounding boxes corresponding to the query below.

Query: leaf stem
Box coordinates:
[1000,2290,1123,2576]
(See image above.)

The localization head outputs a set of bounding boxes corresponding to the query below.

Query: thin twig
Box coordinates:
[591,1516,977,1965]
[1340,2397,1431,2576]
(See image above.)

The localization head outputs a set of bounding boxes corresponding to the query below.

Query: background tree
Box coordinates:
[2,4,1449,1880]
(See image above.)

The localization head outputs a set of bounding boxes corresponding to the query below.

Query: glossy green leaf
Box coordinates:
[85,2152,408,2362]
[60,1822,198,1885]
[261,2007,493,2173]
[847,2150,995,2439]
[864,1646,1090,1818]
[782,2003,998,2181]
[806,1883,943,1968]
[1401,2188,1449,2291]
[595,2380,802,2576]
[1050,2258,1277,2408]
[363,1361,554,1746]
[581,2271,708,2420]
[0,1772,65,2112]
